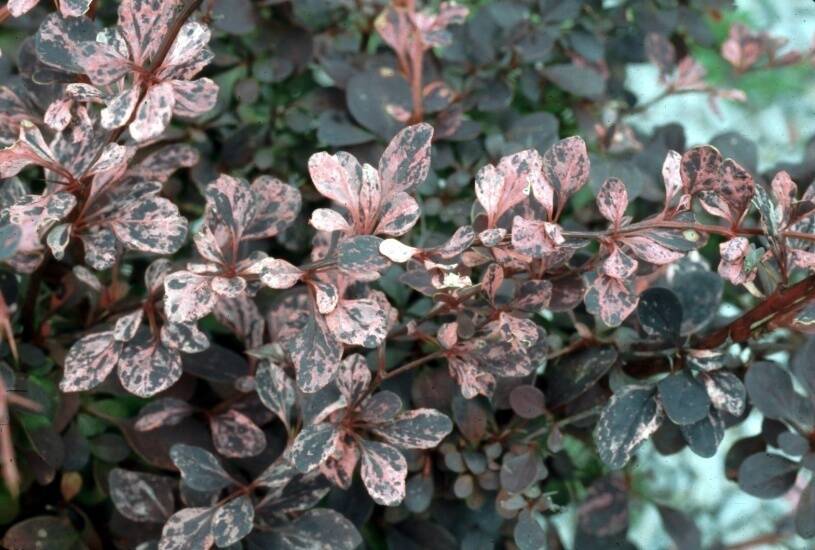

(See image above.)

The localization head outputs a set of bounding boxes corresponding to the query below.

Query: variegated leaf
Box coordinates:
[60,330,122,392]
[35,13,96,73]
[243,175,301,239]
[45,223,70,260]
[358,390,403,424]
[101,86,141,129]
[119,0,180,66]
[325,298,388,349]
[160,322,210,353]
[256,361,295,430]
[320,434,360,490]
[211,276,247,298]
[210,409,266,458]
[169,444,233,492]
[373,409,453,449]
[542,136,590,208]
[584,274,638,327]
[109,468,175,523]
[164,271,217,323]
[248,257,303,289]
[135,398,195,431]
[374,192,420,237]
[621,236,684,265]
[680,145,722,195]
[662,150,683,205]
[127,144,199,182]
[111,196,188,255]
[118,334,183,397]
[288,313,343,393]
[129,82,176,142]
[158,507,216,550]
[170,78,219,118]
[289,423,339,473]
[594,385,664,469]
[378,123,434,194]
[163,22,211,69]
[76,41,132,86]
[310,208,351,233]
[308,151,362,210]
[511,216,564,258]
[113,309,143,342]
[206,174,256,241]
[379,238,417,263]
[212,495,254,547]
[596,177,628,227]
[337,235,389,277]
[360,441,408,506]
[336,354,371,403]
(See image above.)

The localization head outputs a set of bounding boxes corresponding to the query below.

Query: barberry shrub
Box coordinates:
[1,0,815,548]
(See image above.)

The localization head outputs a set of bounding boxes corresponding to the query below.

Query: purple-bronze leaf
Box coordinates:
[60,330,122,392]
[210,409,267,458]
[164,271,217,323]
[109,468,175,523]
[596,177,628,227]
[373,409,453,449]
[118,335,182,397]
[289,423,339,473]
[212,495,254,547]
[360,441,408,506]
[325,298,388,349]
[288,314,343,393]
[158,507,216,550]
[542,136,590,209]
[378,122,434,194]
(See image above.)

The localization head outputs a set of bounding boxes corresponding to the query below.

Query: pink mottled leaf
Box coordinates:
[621,236,684,265]
[160,322,209,353]
[159,507,215,550]
[378,123,434,194]
[308,151,362,210]
[482,263,503,305]
[60,330,122,392]
[515,279,553,312]
[170,78,219,118]
[0,121,59,178]
[771,171,797,225]
[248,258,303,289]
[289,423,339,473]
[475,163,504,225]
[718,237,755,285]
[437,322,458,350]
[511,216,564,258]
[336,353,371,403]
[87,143,128,176]
[379,238,417,263]
[662,150,683,206]
[35,13,96,73]
[164,271,217,323]
[129,82,175,142]
[542,136,590,209]
[373,409,453,449]
[109,468,175,523]
[596,178,628,227]
[76,41,132,85]
[584,274,638,327]
[8,0,38,17]
[60,0,92,16]
[212,495,254,547]
[448,355,496,399]
[113,309,143,342]
[337,235,389,277]
[375,192,420,236]
[163,22,211,69]
[44,98,73,131]
[311,280,339,314]
[680,145,722,195]
[211,276,247,298]
[206,174,256,241]
[256,361,295,430]
[602,247,638,279]
[210,409,267,458]
[101,86,141,130]
[475,150,544,225]
[243,175,301,239]
[326,297,389,349]
[310,208,351,233]
[127,144,199,182]
[320,434,360,490]
[46,223,71,261]
[111,197,188,255]
[288,314,343,393]
[593,385,664,469]
[135,398,195,431]
[360,441,408,506]
[118,0,181,66]
[118,334,183,397]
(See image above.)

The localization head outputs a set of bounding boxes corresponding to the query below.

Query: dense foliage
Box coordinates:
[0,0,814,548]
